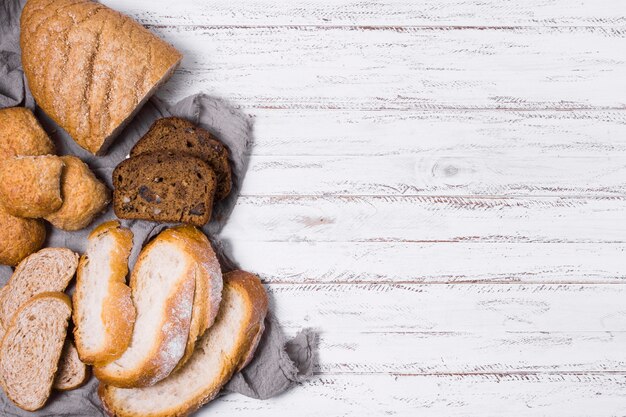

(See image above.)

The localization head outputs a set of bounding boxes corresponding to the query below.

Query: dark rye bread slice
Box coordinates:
[130,117,232,200]
[113,153,217,226]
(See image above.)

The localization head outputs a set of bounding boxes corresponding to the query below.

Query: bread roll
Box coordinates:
[45,156,110,231]
[0,155,64,218]
[0,204,45,267]
[0,107,55,161]
[20,0,183,155]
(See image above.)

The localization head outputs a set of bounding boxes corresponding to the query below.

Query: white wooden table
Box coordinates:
[104,1,626,415]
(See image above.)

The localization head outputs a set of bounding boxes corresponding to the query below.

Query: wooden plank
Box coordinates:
[202,373,626,416]
[267,283,626,332]
[230,241,626,284]
[221,196,626,243]
[102,0,626,27]
[147,25,626,110]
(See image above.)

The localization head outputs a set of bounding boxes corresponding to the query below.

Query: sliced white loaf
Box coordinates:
[74,221,135,365]
[0,248,78,327]
[53,340,89,391]
[99,270,268,417]
[0,292,72,411]
[93,228,200,388]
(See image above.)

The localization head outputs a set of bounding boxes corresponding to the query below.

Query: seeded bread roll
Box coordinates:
[20,0,183,155]
[0,155,64,218]
[0,107,55,161]
[0,204,46,267]
[130,117,232,200]
[113,153,217,226]
[45,156,111,231]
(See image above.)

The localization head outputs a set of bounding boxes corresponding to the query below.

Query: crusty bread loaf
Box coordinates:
[0,247,78,327]
[45,156,111,231]
[53,340,90,391]
[74,221,135,365]
[0,204,46,266]
[0,155,64,218]
[0,292,72,411]
[0,107,55,161]
[113,153,217,226]
[160,226,222,372]
[20,0,183,155]
[99,271,268,417]
[94,228,201,388]
[130,117,232,200]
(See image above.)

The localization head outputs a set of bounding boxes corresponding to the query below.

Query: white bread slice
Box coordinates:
[74,221,135,365]
[93,228,201,388]
[0,247,78,327]
[99,270,268,417]
[0,292,72,411]
[53,340,89,391]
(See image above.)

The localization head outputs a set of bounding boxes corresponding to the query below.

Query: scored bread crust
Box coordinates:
[0,247,79,327]
[0,292,72,411]
[20,0,183,155]
[162,226,223,372]
[94,229,200,388]
[0,107,55,161]
[99,270,268,417]
[53,340,90,391]
[74,221,135,365]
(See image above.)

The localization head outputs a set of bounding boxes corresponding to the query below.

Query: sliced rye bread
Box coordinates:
[99,271,268,417]
[74,221,135,365]
[0,248,79,327]
[93,227,204,387]
[113,153,217,226]
[53,339,90,391]
[0,292,72,411]
[130,117,232,200]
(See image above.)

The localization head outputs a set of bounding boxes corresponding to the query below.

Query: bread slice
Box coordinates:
[99,271,268,417]
[74,221,135,365]
[0,155,64,218]
[130,117,232,200]
[93,228,202,388]
[20,0,182,155]
[0,107,55,161]
[0,247,79,327]
[0,292,72,411]
[0,204,46,267]
[113,153,217,226]
[53,340,90,391]
[45,156,111,231]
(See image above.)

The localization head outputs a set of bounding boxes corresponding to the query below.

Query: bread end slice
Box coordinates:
[99,270,268,417]
[0,292,72,411]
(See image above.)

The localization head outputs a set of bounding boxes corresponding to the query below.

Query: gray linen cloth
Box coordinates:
[0,1,314,415]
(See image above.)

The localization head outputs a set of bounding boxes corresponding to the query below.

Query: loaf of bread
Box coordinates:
[0,107,55,161]
[45,156,110,230]
[20,0,183,155]
[0,247,78,327]
[53,340,89,391]
[99,271,268,417]
[130,117,232,200]
[74,221,135,365]
[113,153,217,226]
[0,204,46,266]
[0,155,64,218]
[94,227,202,387]
[0,292,72,411]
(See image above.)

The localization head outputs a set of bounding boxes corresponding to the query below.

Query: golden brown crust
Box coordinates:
[0,107,55,161]
[0,155,64,218]
[20,0,183,155]
[73,221,135,365]
[45,156,110,230]
[0,204,46,267]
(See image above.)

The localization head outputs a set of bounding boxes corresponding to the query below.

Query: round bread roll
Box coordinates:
[0,107,55,160]
[0,155,64,218]
[45,156,110,231]
[0,204,46,266]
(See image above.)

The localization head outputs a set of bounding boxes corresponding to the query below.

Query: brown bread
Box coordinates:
[0,107,55,161]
